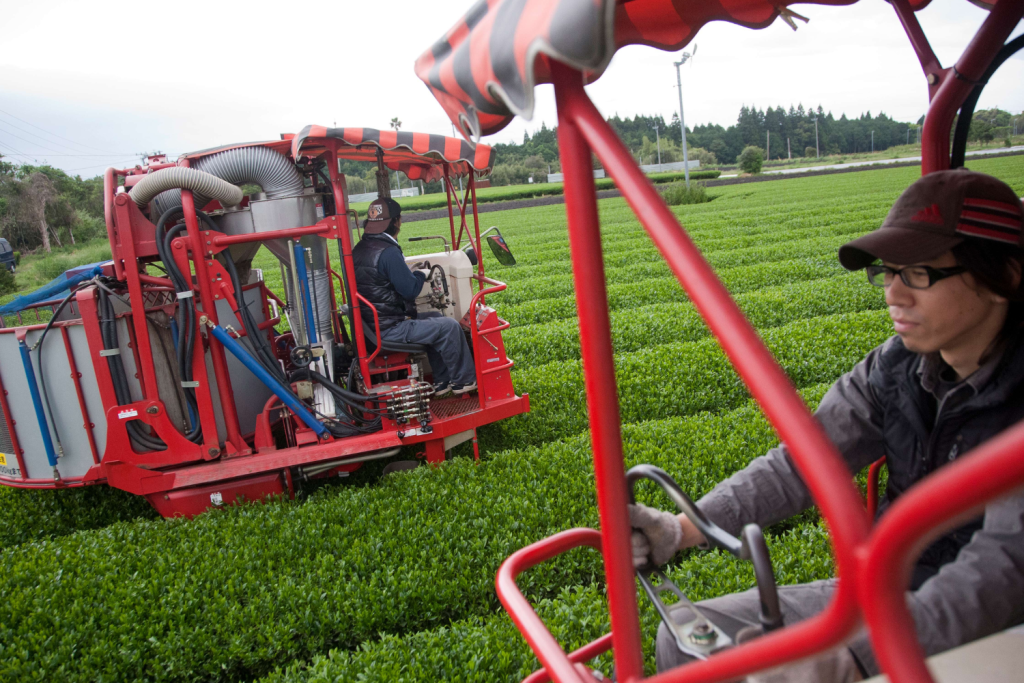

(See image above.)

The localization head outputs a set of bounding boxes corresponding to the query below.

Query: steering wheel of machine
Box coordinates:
[627,464,784,660]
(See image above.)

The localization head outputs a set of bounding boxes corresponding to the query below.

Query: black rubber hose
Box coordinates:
[98,289,166,451]
[155,210,202,442]
[951,34,1024,169]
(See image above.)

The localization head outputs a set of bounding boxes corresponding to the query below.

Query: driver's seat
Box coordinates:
[340,303,427,354]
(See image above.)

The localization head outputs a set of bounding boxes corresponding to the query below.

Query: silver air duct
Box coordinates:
[130,167,243,209]
[151,146,304,216]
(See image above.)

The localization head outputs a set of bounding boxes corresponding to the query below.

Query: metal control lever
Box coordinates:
[627,464,784,656]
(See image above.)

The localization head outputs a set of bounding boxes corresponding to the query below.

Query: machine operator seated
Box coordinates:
[630,170,1024,682]
[353,197,477,396]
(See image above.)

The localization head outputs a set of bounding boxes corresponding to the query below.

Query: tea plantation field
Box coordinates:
[1,157,1021,682]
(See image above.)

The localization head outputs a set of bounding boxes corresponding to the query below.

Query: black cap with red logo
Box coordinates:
[838,170,1024,270]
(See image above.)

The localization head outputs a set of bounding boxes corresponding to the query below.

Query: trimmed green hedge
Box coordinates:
[505,272,884,368]
[499,256,845,328]
[487,310,891,450]
[262,523,834,683]
[0,384,837,683]
[0,485,157,552]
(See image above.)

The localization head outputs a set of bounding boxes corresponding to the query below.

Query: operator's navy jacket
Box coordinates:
[696,330,1024,669]
[352,233,426,331]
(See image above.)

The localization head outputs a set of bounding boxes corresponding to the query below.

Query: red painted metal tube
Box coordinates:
[0,359,28,479]
[523,634,615,683]
[469,174,485,279]
[210,223,331,247]
[890,0,944,100]
[920,0,1023,173]
[444,162,457,247]
[867,456,887,519]
[861,420,1024,683]
[553,64,645,682]
[468,275,507,409]
[355,293,381,365]
[138,274,174,288]
[60,326,100,465]
[563,65,870,569]
[180,188,244,453]
[497,528,604,683]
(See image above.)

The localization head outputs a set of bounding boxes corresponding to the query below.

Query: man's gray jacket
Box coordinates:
[696,331,1024,668]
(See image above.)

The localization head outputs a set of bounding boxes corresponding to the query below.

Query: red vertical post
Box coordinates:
[469,173,484,280]
[0,357,29,478]
[180,188,243,454]
[60,325,100,465]
[443,162,457,247]
[552,62,644,682]
[919,0,1022,173]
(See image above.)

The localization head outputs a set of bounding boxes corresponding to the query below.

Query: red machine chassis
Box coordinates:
[470,2,1024,683]
[0,133,528,514]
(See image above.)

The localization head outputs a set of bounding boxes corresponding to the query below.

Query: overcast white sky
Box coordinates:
[0,0,1020,176]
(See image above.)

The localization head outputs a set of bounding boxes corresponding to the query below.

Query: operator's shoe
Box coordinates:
[452,381,477,396]
[433,382,452,397]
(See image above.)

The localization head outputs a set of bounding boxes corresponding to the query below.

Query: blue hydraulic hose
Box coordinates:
[293,243,318,344]
[208,324,329,439]
[19,338,58,467]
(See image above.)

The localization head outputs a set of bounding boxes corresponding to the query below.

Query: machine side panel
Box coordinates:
[23,327,97,479]
[69,324,108,462]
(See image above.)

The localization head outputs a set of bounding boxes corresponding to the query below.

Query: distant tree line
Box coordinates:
[0,157,106,251]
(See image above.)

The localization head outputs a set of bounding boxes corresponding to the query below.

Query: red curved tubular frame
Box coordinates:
[496,3,1024,679]
[868,457,887,519]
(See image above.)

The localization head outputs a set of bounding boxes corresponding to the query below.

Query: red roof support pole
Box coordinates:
[558,63,876,682]
[861,420,1024,683]
[919,0,1024,174]
[552,62,645,683]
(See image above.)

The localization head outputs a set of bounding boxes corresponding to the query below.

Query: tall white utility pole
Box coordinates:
[871,130,874,153]
[673,49,693,189]
[814,116,820,158]
[788,137,791,160]
[766,131,770,160]
[653,121,662,169]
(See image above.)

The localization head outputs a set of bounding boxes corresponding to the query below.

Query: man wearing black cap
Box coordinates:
[352,197,476,396]
[630,170,1024,681]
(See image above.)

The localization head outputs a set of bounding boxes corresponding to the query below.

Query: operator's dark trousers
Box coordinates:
[381,312,476,386]
[656,579,867,682]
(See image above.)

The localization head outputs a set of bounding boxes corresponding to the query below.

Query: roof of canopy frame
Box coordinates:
[413,0,991,142]
[290,126,496,181]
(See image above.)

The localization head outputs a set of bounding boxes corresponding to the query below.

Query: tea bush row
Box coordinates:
[0,385,836,683]
[485,310,891,451]
[263,523,835,683]
[0,485,157,552]
[498,256,845,328]
[505,272,883,368]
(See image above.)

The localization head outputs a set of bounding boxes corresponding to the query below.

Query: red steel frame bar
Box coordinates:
[916,0,1022,173]
[553,71,645,682]
[60,325,100,465]
[178,184,244,455]
[497,528,605,683]
[0,360,29,479]
[468,275,510,409]
[867,456,887,519]
[861,420,1024,683]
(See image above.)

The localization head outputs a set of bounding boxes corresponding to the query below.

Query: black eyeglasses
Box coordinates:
[865,264,967,289]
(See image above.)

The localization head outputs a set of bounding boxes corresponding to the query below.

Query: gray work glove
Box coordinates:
[629,503,683,569]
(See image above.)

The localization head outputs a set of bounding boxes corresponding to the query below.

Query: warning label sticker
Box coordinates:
[118,409,138,420]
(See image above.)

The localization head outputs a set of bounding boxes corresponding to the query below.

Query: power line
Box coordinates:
[0,139,33,158]
[0,115,90,154]
[0,107,111,153]
[65,158,140,172]
[0,123,72,154]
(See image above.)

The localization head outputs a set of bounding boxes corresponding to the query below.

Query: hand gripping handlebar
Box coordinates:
[627,464,784,659]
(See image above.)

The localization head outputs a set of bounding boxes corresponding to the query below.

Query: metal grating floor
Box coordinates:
[430,395,479,420]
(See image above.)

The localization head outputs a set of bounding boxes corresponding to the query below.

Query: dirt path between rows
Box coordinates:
[403,150,1023,223]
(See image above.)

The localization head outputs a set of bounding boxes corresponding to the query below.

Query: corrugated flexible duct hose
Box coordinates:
[150,146,305,215]
[130,166,243,209]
